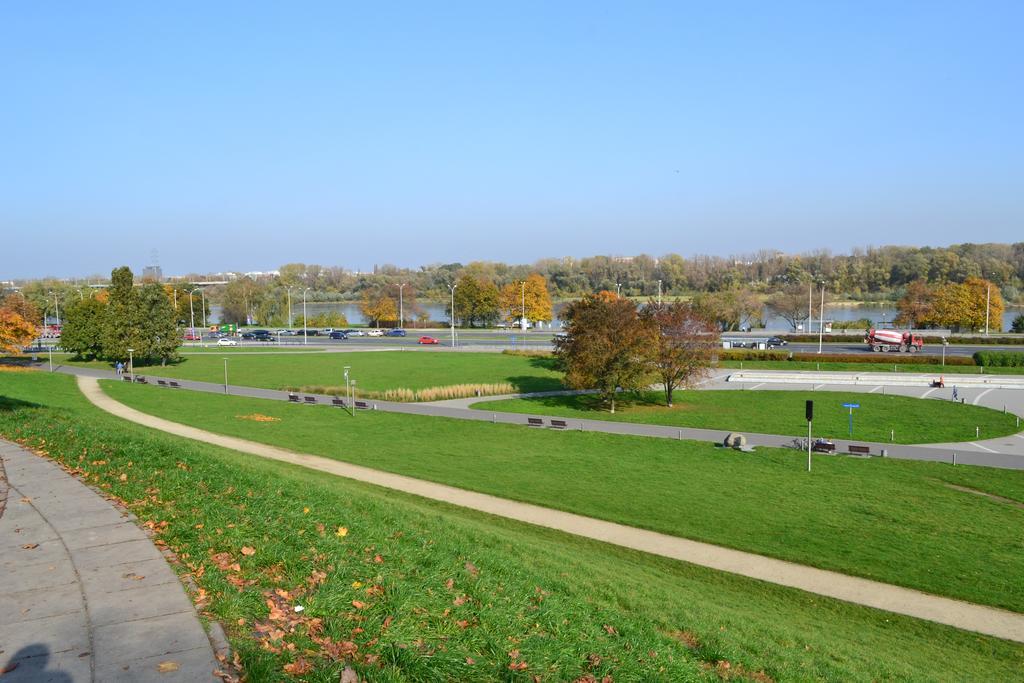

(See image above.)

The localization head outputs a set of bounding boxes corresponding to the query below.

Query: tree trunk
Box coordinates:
[610,396,615,414]
[665,382,673,407]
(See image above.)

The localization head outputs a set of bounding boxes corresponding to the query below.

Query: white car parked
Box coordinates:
[217,337,239,346]
[367,329,384,337]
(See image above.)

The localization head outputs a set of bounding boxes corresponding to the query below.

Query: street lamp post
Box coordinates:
[48,344,53,372]
[985,283,991,335]
[200,288,207,331]
[448,283,458,348]
[399,283,407,329]
[286,287,293,329]
[350,380,356,418]
[127,348,134,377]
[302,288,311,345]
[942,338,948,366]
[344,366,352,416]
[188,289,198,345]
[817,285,825,354]
[615,283,621,297]
[223,358,229,394]
[521,280,527,331]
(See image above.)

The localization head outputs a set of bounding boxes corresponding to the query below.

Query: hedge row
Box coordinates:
[717,349,975,366]
[973,351,1024,367]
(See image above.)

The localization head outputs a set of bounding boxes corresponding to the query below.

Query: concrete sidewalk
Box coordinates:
[76,375,1024,644]
[0,440,220,682]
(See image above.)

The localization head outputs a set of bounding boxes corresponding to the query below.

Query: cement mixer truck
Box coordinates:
[866,329,924,353]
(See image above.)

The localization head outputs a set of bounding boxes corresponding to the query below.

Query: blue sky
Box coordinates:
[2,2,1021,278]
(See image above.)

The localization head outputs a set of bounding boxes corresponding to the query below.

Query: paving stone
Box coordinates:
[47,507,134,533]
[62,521,148,550]
[3,556,78,592]
[0,582,83,624]
[0,537,68,569]
[79,556,180,595]
[94,646,218,683]
[93,611,213,671]
[0,646,93,683]
[88,581,195,628]
[0,610,89,658]
[69,538,164,571]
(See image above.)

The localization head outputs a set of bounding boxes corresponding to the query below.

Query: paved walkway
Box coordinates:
[77,375,1024,644]
[0,440,220,682]
[51,365,1024,469]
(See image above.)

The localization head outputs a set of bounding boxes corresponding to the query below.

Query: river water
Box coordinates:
[210,302,1022,331]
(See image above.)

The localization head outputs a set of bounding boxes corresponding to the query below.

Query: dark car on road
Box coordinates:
[386,329,407,337]
[249,329,273,341]
[767,336,787,348]
[328,331,348,340]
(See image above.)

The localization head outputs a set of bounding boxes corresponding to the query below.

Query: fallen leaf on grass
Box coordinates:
[156,661,179,673]
[119,473,128,482]
[336,526,349,538]
[464,561,479,577]
[282,658,312,675]
[340,666,359,683]
[240,546,256,556]
[603,624,618,636]
[465,657,475,665]
[351,600,368,609]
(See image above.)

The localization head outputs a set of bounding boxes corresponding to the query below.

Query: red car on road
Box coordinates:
[418,335,440,345]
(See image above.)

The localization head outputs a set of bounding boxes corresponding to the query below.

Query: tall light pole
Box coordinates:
[399,283,407,328]
[521,280,527,331]
[344,366,352,416]
[286,287,293,328]
[127,348,134,377]
[985,282,991,335]
[302,287,310,345]
[817,284,825,354]
[807,282,812,333]
[223,358,229,394]
[188,288,198,344]
[448,282,458,347]
[615,283,621,297]
[200,288,207,330]
[49,291,60,327]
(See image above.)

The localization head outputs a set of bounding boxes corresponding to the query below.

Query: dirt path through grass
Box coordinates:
[76,375,1024,644]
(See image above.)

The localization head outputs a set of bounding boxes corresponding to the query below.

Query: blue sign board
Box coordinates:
[842,403,860,408]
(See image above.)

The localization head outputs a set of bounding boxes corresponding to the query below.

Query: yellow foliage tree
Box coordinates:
[0,310,37,354]
[927,278,1004,332]
[359,292,398,326]
[499,274,553,326]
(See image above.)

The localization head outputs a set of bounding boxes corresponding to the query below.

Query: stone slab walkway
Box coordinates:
[78,375,1024,644]
[0,440,220,682]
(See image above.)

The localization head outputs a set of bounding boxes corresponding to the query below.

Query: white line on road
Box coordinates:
[973,388,996,406]
[921,388,937,399]
[747,383,765,391]
[814,384,826,391]
[869,385,883,393]
[969,441,999,453]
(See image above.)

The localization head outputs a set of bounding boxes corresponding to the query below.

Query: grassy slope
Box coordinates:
[60,351,563,394]
[3,376,1020,680]
[102,380,1024,614]
[472,390,1020,444]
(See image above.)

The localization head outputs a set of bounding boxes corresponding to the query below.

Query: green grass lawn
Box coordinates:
[4,376,1021,679]
[473,390,1020,444]
[99,379,1024,614]
[59,350,564,394]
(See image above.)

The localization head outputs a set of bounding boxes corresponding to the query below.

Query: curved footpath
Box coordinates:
[76,375,1024,644]
[0,440,221,681]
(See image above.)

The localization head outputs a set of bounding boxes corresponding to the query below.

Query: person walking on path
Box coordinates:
[115,361,123,376]
[953,386,959,402]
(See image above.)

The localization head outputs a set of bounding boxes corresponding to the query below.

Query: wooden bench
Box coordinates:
[527,417,544,427]
[331,398,347,408]
[157,379,168,387]
[169,381,182,389]
[354,400,369,410]
[134,376,147,384]
[122,375,133,382]
[848,444,871,455]
[304,396,317,405]
[550,419,568,430]
[287,394,300,403]
[812,441,836,453]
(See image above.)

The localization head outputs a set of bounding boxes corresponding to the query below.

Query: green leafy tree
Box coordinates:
[102,266,140,363]
[640,302,718,407]
[555,292,654,413]
[1012,313,1024,334]
[136,283,180,365]
[308,311,350,328]
[60,297,107,359]
[452,275,500,327]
